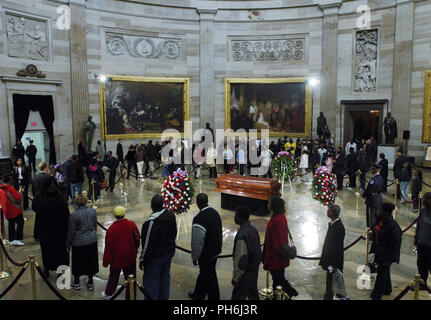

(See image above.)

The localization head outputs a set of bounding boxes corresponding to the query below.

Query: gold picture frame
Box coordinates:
[99,75,190,139]
[224,78,312,137]
[422,71,431,143]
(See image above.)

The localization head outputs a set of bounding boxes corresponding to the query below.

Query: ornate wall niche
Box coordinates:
[4,10,50,62]
[354,29,379,92]
[104,30,183,60]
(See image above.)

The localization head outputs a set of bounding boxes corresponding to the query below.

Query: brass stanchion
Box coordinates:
[0,243,10,279]
[275,286,283,300]
[419,192,424,212]
[394,179,399,220]
[258,271,274,300]
[128,274,136,300]
[365,228,371,266]
[91,179,97,209]
[29,255,38,300]
[413,274,421,300]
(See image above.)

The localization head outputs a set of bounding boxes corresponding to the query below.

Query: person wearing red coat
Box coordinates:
[0,175,24,245]
[101,206,140,300]
[263,197,298,298]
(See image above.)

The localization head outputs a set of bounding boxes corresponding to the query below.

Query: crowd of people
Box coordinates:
[0,134,430,301]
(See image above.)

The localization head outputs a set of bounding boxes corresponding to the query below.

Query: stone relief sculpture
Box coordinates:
[6,14,48,61]
[231,38,305,62]
[105,32,182,60]
[355,29,378,92]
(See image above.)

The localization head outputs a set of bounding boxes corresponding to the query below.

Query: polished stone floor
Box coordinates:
[1,166,431,300]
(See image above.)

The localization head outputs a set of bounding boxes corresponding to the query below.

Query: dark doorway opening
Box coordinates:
[12,94,56,165]
[342,100,387,146]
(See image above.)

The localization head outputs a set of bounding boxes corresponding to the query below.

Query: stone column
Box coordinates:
[391,0,415,143]
[69,0,90,151]
[319,1,341,140]
[197,8,217,131]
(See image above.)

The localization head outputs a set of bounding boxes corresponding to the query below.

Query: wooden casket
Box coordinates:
[215,174,281,216]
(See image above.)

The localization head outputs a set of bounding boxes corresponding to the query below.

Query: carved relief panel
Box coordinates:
[5,12,49,61]
[230,37,306,62]
[354,29,378,92]
[105,31,182,60]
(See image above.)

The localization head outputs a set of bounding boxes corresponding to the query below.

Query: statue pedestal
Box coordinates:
[378,145,396,169]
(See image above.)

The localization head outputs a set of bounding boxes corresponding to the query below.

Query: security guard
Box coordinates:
[363,163,384,229]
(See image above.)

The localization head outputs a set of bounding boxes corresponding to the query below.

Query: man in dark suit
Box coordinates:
[333,148,346,190]
[104,151,119,192]
[31,161,51,199]
[346,147,357,188]
[12,158,30,210]
[116,139,124,166]
[378,153,389,193]
[12,140,26,166]
[363,163,384,229]
[189,193,223,300]
[319,205,346,300]
[370,203,402,300]
[25,140,37,173]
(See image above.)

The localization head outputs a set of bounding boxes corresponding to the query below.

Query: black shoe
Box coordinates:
[370,293,381,300]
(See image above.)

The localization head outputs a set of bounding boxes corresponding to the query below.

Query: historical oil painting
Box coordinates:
[225,78,311,137]
[100,76,190,139]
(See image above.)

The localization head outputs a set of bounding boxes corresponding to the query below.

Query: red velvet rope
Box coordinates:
[0,237,27,267]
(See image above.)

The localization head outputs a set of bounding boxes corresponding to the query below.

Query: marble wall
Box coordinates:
[0,0,429,164]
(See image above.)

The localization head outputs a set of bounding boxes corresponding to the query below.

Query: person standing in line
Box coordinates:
[145,140,157,178]
[399,162,412,204]
[102,206,141,300]
[67,155,84,207]
[116,139,124,167]
[161,148,171,180]
[393,149,407,200]
[299,148,309,182]
[231,206,262,300]
[378,153,389,193]
[318,144,327,166]
[189,193,223,300]
[135,145,145,182]
[65,194,99,291]
[78,140,87,167]
[333,148,345,190]
[25,140,37,173]
[412,170,423,212]
[0,175,24,246]
[263,197,299,298]
[325,153,334,174]
[346,147,357,189]
[207,142,218,178]
[125,145,138,180]
[12,158,30,210]
[104,151,119,192]
[414,192,431,290]
[319,205,347,300]
[310,146,320,174]
[31,161,51,199]
[86,159,105,202]
[345,139,357,156]
[139,195,177,300]
[32,176,69,278]
[96,140,105,165]
[370,203,402,300]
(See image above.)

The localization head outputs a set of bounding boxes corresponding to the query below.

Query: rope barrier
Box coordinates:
[35,264,67,300]
[402,216,420,234]
[0,237,28,267]
[0,263,28,299]
[136,280,154,300]
[400,191,413,204]
[97,221,108,232]
[392,283,412,300]
[108,283,126,300]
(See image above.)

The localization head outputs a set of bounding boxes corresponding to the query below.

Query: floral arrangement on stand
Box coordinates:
[161,168,195,215]
[312,166,338,206]
[273,151,297,180]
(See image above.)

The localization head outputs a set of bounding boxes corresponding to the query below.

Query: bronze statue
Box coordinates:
[317,112,331,140]
[382,112,397,145]
[82,116,96,151]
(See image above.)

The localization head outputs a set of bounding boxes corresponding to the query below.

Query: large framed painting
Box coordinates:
[99,75,190,139]
[423,71,431,143]
[225,78,312,137]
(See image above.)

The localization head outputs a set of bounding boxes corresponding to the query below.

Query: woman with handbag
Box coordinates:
[263,197,299,298]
